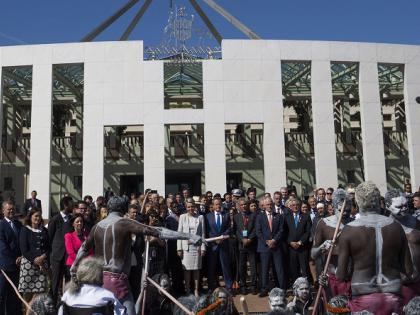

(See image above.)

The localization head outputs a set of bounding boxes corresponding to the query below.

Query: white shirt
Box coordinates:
[58,284,125,315]
[60,211,69,222]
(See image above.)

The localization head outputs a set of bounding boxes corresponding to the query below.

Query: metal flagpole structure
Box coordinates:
[81,0,260,43]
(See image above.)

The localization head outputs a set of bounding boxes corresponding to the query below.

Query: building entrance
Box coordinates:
[120,175,144,197]
[165,170,202,196]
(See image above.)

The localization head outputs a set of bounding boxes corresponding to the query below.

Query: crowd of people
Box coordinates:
[0,182,419,315]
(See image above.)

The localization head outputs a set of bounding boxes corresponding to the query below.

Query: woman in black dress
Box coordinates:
[18,207,50,302]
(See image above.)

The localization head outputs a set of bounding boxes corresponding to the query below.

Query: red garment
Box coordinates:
[349,292,403,315]
[102,271,130,301]
[64,230,89,266]
[327,272,351,297]
[402,281,420,305]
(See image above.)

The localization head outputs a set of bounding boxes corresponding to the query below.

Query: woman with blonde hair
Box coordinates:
[177,198,206,297]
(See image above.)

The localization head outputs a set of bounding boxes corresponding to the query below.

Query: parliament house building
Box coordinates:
[1,0,420,217]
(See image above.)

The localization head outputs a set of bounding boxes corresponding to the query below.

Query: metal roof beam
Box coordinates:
[120,0,153,40]
[283,65,311,89]
[201,0,260,40]
[81,0,140,42]
[189,0,222,45]
[331,64,358,81]
[53,70,83,102]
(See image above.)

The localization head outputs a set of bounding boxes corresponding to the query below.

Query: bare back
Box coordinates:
[337,213,412,295]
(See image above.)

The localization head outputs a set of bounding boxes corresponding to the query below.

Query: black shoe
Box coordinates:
[240,287,247,295]
[250,287,258,295]
[258,290,268,297]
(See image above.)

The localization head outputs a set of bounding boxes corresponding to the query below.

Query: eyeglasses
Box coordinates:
[326,193,332,195]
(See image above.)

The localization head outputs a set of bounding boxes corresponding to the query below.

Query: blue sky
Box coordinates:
[0,0,419,47]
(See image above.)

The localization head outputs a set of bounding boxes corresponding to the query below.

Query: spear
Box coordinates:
[311,199,346,315]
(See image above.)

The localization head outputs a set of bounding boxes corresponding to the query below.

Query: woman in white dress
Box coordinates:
[177,199,206,297]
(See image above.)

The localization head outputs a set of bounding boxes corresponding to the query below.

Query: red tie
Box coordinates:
[267,213,272,232]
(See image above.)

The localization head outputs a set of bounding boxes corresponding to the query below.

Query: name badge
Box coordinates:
[242,230,248,238]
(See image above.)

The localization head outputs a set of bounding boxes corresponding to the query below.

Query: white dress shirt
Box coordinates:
[59,284,125,315]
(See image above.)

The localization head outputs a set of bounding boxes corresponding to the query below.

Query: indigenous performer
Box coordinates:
[71,196,203,315]
[385,189,420,304]
[336,181,413,315]
[268,288,287,313]
[286,277,313,315]
[311,188,352,297]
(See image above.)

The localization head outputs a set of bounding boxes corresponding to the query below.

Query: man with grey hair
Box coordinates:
[404,296,420,315]
[256,196,285,296]
[268,287,287,312]
[60,256,125,315]
[336,181,413,314]
[71,196,203,315]
[384,189,420,304]
[311,188,352,298]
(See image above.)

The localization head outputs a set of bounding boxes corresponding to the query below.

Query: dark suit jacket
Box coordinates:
[24,198,42,213]
[285,212,312,247]
[0,219,22,271]
[256,211,284,253]
[233,211,257,250]
[205,211,230,250]
[48,213,71,262]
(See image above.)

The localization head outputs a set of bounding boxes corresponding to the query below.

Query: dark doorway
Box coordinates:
[120,175,144,197]
[165,170,202,196]
[226,172,243,193]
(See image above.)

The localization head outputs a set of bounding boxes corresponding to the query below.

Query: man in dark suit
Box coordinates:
[0,200,22,314]
[284,198,312,284]
[205,198,233,291]
[234,198,257,294]
[23,190,42,214]
[48,196,73,305]
[256,196,285,297]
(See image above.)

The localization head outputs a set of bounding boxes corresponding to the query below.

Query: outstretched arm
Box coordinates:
[127,219,203,246]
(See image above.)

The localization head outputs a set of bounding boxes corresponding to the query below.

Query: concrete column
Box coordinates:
[404,62,420,190]
[359,62,387,193]
[204,123,226,194]
[143,61,165,195]
[143,123,165,195]
[29,64,52,218]
[83,62,104,200]
[203,61,226,194]
[311,60,338,189]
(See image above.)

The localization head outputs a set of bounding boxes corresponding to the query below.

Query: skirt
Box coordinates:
[18,257,48,293]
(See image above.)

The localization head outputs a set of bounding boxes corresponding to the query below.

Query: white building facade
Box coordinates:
[1,40,420,218]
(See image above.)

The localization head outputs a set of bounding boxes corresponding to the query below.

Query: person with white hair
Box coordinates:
[268,287,286,312]
[336,181,413,314]
[286,277,312,314]
[59,257,125,315]
[404,296,420,315]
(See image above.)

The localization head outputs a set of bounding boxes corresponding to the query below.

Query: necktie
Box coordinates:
[267,213,272,232]
[10,221,17,235]
[243,214,248,227]
[294,214,299,228]
[216,213,221,232]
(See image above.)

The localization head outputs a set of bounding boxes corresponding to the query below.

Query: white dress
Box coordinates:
[177,214,206,270]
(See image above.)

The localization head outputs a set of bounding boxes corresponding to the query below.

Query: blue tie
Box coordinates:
[216,213,221,232]
[294,214,299,228]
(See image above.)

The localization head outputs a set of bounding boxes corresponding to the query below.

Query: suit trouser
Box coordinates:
[289,248,309,284]
[50,257,69,304]
[0,269,21,315]
[238,249,257,288]
[259,250,284,291]
[207,246,232,290]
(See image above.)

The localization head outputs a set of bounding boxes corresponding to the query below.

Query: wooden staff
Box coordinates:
[204,235,229,243]
[240,296,249,315]
[139,190,151,214]
[136,238,150,315]
[1,269,37,315]
[311,200,346,315]
[146,276,194,315]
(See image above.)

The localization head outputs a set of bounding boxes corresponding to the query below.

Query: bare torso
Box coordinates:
[87,212,159,274]
[337,213,412,296]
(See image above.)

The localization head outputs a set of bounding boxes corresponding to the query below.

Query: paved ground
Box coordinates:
[233,293,270,314]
